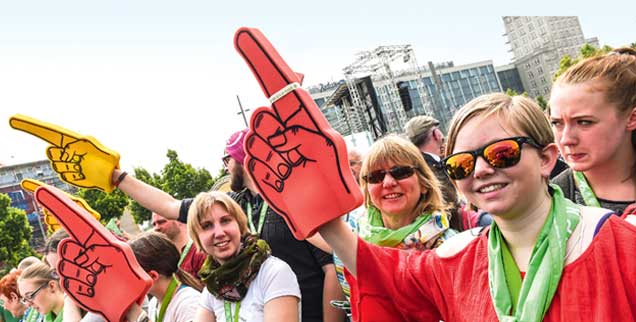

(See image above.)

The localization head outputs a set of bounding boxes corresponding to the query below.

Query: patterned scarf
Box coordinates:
[198,234,271,302]
[357,206,450,249]
[488,185,580,322]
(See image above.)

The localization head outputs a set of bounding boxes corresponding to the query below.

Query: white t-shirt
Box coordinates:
[199,256,301,322]
[148,286,201,322]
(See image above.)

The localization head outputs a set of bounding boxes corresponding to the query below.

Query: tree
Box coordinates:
[0,193,36,274]
[128,166,162,224]
[535,95,548,110]
[505,88,519,96]
[78,187,129,223]
[554,43,614,79]
[160,150,214,200]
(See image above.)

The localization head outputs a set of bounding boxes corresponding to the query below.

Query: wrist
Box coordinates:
[113,170,128,188]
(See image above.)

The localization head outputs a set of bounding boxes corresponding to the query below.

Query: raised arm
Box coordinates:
[111,168,182,220]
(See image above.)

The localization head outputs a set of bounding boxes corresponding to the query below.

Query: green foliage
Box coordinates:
[631,42,636,49]
[128,167,162,224]
[554,43,615,80]
[78,187,129,223]
[505,88,519,96]
[0,193,36,274]
[160,150,214,199]
[535,95,548,110]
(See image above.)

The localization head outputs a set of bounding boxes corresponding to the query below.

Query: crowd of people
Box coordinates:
[2,47,636,322]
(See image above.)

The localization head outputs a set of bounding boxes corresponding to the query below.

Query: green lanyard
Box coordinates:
[178,240,193,267]
[573,171,601,207]
[246,201,268,235]
[224,301,241,322]
[156,278,179,322]
[22,308,39,322]
[44,309,63,322]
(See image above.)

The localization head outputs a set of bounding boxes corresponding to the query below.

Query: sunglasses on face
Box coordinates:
[442,136,542,180]
[20,282,48,304]
[222,154,231,167]
[362,166,418,184]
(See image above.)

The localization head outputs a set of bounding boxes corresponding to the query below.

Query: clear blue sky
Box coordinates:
[1,0,634,173]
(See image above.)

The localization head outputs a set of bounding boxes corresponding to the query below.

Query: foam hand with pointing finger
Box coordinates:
[10,114,120,192]
[234,27,363,240]
[21,178,101,232]
[35,184,151,322]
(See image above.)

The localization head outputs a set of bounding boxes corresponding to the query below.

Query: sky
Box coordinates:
[1,1,634,175]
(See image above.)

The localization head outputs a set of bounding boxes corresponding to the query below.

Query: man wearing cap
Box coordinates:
[404,115,462,231]
[112,129,344,322]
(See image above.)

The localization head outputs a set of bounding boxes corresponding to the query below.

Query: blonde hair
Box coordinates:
[445,93,554,159]
[17,262,60,297]
[187,191,249,253]
[360,134,446,216]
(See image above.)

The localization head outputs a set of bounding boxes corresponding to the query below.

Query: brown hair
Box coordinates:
[129,232,203,292]
[553,47,636,116]
[187,191,249,253]
[0,270,22,298]
[360,134,446,216]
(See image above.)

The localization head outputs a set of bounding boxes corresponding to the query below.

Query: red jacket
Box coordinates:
[347,216,636,322]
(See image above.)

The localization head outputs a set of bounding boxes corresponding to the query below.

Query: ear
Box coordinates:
[626,106,636,131]
[539,143,559,179]
[147,270,160,281]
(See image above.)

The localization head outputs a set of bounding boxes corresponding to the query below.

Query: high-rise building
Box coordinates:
[310,60,502,136]
[502,16,590,98]
[496,64,525,94]
[0,160,78,251]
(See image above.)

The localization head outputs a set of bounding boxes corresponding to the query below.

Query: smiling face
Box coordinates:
[367,161,423,223]
[549,81,636,172]
[197,203,242,264]
[452,115,553,218]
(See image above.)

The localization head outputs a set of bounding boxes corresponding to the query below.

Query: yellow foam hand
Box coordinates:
[10,114,120,192]
[21,179,102,232]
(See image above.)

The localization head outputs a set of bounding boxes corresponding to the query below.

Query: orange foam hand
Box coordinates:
[9,114,120,192]
[35,185,151,322]
[234,27,363,240]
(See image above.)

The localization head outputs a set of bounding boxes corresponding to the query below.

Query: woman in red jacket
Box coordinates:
[317,93,636,322]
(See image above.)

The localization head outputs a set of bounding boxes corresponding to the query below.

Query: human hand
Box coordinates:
[35,185,151,322]
[234,27,363,239]
[10,114,120,192]
[21,178,101,232]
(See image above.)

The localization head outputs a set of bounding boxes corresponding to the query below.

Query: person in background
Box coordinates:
[405,115,463,231]
[550,47,636,215]
[347,149,363,184]
[151,213,206,280]
[0,270,42,322]
[188,191,300,322]
[17,263,64,322]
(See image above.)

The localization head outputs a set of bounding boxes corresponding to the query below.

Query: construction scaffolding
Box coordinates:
[342,45,432,138]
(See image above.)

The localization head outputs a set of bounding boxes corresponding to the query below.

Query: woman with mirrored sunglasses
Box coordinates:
[330,134,455,320]
[17,263,64,322]
[549,48,636,216]
[309,93,636,322]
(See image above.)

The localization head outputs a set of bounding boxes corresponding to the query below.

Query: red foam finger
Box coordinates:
[59,259,97,286]
[245,133,291,179]
[35,185,151,322]
[235,27,364,239]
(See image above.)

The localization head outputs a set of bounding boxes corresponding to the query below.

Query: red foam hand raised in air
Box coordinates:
[234,27,363,240]
[35,185,151,322]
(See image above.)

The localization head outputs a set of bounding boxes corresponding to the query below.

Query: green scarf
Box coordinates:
[198,234,271,302]
[357,206,447,248]
[488,185,580,322]
[573,171,601,207]
[43,309,63,322]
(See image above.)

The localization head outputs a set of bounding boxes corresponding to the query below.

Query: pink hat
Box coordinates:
[225,129,248,165]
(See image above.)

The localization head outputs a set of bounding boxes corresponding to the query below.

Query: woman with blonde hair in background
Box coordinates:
[17,262,64,322]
